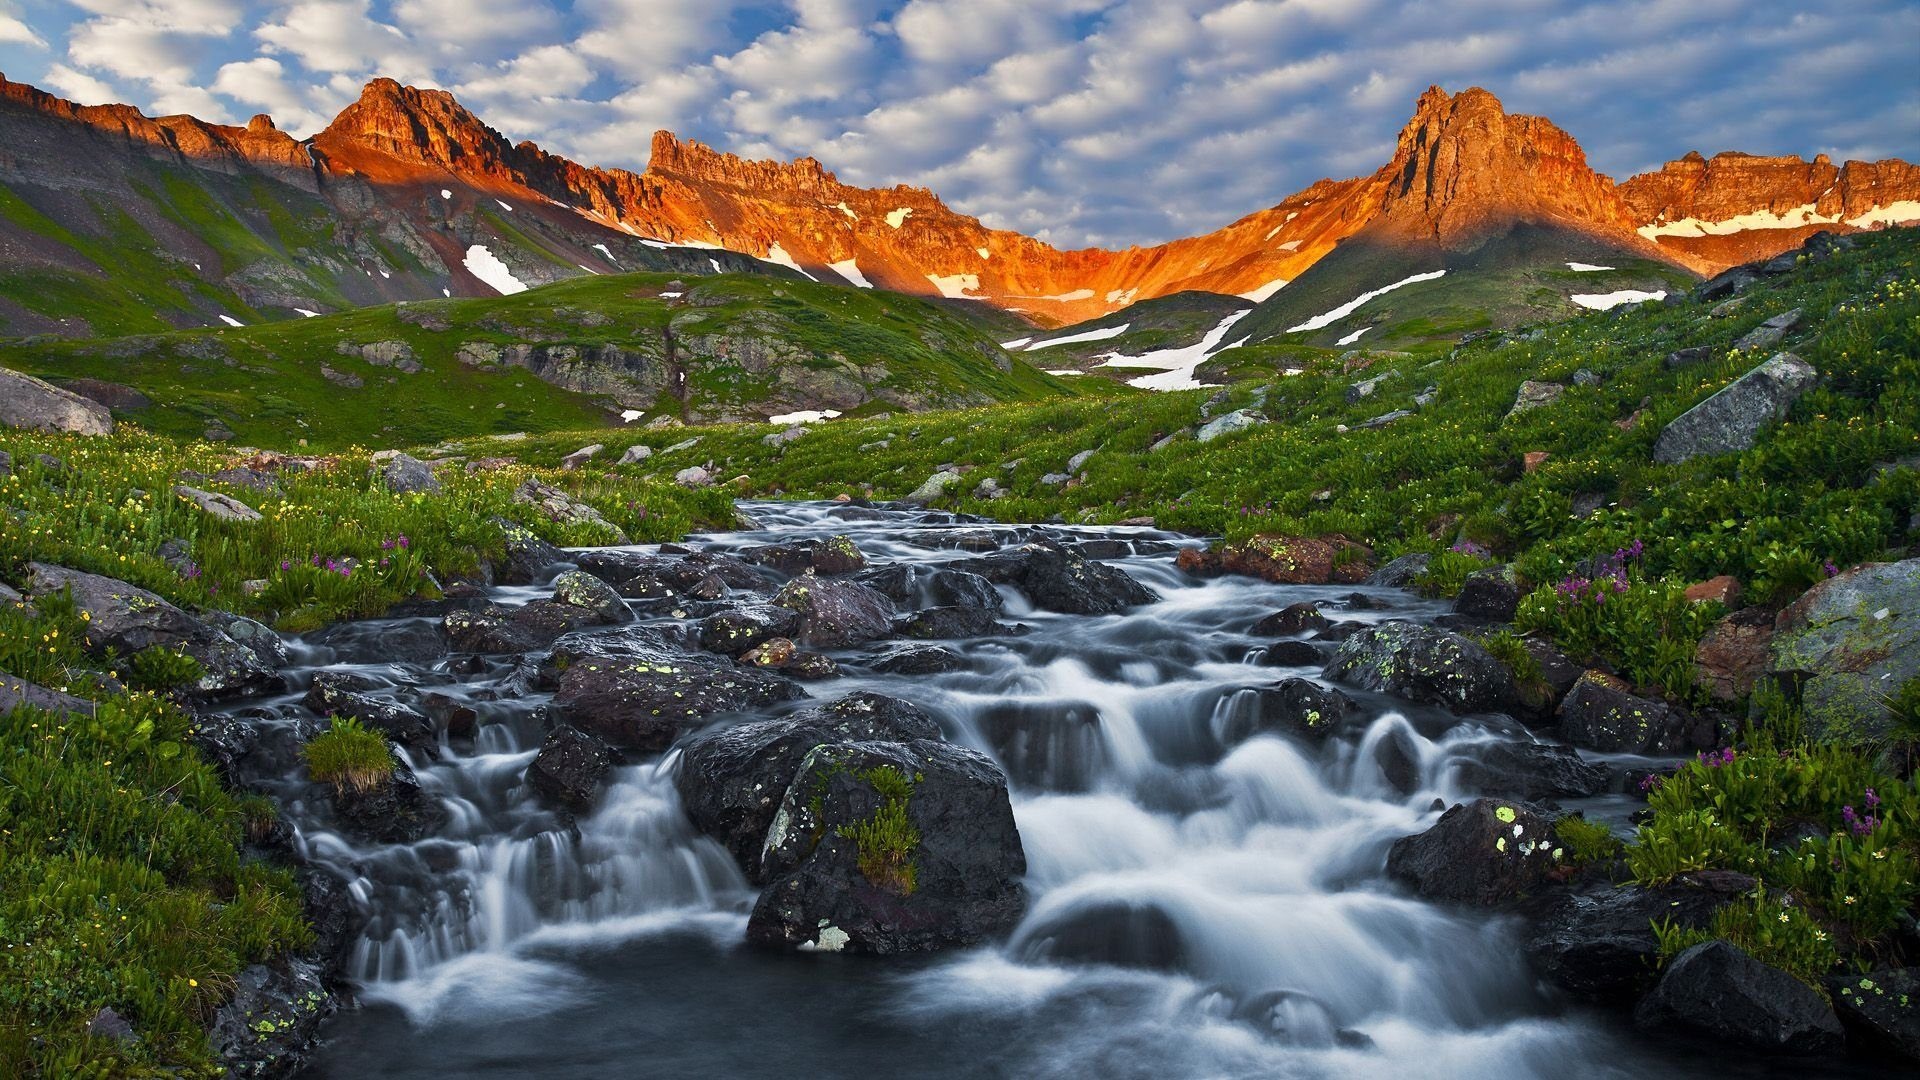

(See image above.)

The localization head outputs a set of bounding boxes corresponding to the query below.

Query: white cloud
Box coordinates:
[0,1,44,48]
[40,63,120,104]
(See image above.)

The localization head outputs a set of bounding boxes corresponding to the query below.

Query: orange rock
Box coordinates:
[1695,609,1773,701]
[1523,451,1550,473]
[1684,575,1743,607]
[1179,534,1373,585]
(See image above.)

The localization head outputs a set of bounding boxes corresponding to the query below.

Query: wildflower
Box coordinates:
[1844,896,1857,905]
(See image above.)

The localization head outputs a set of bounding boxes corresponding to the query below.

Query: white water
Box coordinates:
[253,504,1703,1078]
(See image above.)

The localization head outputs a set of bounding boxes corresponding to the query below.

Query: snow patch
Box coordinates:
[1024,324,1130,351]
[442,288,451,297]
[1043,370,1084,376]
[495,199,513,212]
[1239,278,1289,303]
[762,242,817,280]
[1639,203,1836,238]
[660,292,683,299]
[1566,262,1613,272]
[295,308,320,318]
[578,264,600,275]
[885,207,913,228]
[1276,240,1302,252]
[1000,337,1033,350]
[1263,223,1286,241]
[1288,270,1448,332]
[976,247,991,259]
[620,410,644,423]
[640,239,669,249]
[769,409,841,425]
[1335,326,1369,346]
[1571,289,1666,310]
[592,243,617,263]
[1010,288,1095,303]
[463,245,529,296]
[1846,201,1920,228]
[1099,308,1252,391]
[829,259,873,289]
[835,201,858,220]
[926,272,982,299]
[709,259,723,274]
[217,315,244,328]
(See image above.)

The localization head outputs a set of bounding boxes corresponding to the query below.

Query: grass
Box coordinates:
[838,766,921,896]
[302,718,394,794]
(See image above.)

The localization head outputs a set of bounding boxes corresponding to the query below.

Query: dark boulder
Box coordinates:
[551,654,804,754]
[1014,899,1186,971]
[895,604,999,639]
[1250,602,1329,637]
[1452,741,1607,800]
[1453,567,1520,622]
[1557,672,1715,754]
[443,601,598,654]
[490,517,568,585]
[868,644,967,675]
[1386,798,1560,905]
[525,724,616,813]
[773,573,895,649]
[1526,878,1742,1002]
[208,958,335,1079]
[964,541,1153,615]
[1256,640,1329,667]
[1634,940,1844,1054]
[550,569,628,622]
[862,565,1004,611]
[1829,968,1920,1065]
[697,602,801,656]
[1176,534,1373,585]
[747,738,1026,954]
[1371,726,1421,794]
[1323,621,1514,715]
[325,754,448,844]
[1215,678,1356,744]
[676,692,942,875]
[303,673,437,757]
[0,672,96,717]
[742,535,867,576]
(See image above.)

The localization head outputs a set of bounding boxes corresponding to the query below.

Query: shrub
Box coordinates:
[837,766,921,895]
[1654,885,1841,992]
[1553,815,1624,866]
[302,718,394,793]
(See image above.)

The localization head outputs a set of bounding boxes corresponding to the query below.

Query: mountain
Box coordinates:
[0,73,1914,341]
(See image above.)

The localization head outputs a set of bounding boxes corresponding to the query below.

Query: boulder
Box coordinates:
[1695,607,1775,703]
[904,470,963,504]
[773,573,895,649]
[965,541,1153,615]
[1385,798,1560,905]
[1323,621,1514,715]
[1730,308,1801,352]
[1684,575,1743,607]
[1453,566,1520,622]
[326,753,448,844]
[1195,409,1264,443]
[550,569,627,622]
[550,653,804,753]
[174,484,262,522]
[379,452,441,494]
[1507,380,1564,416]
[859,564,1000,609]
[1177,535,1373,585]
[511,479,628,543]
[1557,672,1715,754]
[743,535,867,576]
[1664,345,1715,370]
[1256,640,1330,667]
[1829,968,1920,1065]
[1366,552,1431,588]
[867,644,967,675]
[698,602,802,656]
[443,601,599,654]
[1634,941,1844,1054]
[1250,602,1329,637]
[1216,678,1356,744]
[0,366,113,434]
[1015,900,1186,970]
[676,692,944,875]
[303,673,436,757]
[747,738,1026,954]
[1451,741,1607,800]
[207,959,334,1079]
[561,443,603,470]
[24,563,277,698]
[1651,352,1817,464]
[674,465,712,487]
[1525,878,1740,1002]
[0,672,96,717]
[619,444,653,464]
[525,724,616,813]
[894,605,999,640]
[490,517,568,585]
[1769,557,1920,741]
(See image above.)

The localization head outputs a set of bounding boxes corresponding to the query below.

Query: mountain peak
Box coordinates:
[646,129,840,192]
[319,78,514,176]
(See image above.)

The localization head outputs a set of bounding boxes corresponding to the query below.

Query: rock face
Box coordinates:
[1556,672,1714,754]
[1217,678,1357,744]
[1385,799,1560,905]
[1452,741,1607,800]
[1651,352,1818,464]
[1177,535,1373,586]
[1323,621,1514,715]
[24,562,278,698]
[0,366,114,434]
[551,654,805,753]
[525,724,616,812]
[1634,941,1845,1054]
[1829,968,1920,1065]
[1769,557,1920,740]
[1525,879,1738,1002]
[746,737,1026,954]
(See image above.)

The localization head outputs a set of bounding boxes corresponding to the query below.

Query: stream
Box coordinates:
[222,502,1844,1079]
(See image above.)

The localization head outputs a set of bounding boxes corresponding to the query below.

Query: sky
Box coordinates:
[0,1,1915,249]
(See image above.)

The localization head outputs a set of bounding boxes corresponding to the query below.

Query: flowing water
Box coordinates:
[235,503,1838,1079]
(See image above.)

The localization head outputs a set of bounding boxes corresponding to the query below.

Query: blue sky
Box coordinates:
[1,1,1915,248]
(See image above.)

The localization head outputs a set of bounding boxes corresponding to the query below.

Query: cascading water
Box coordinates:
[234,502,1808,1078]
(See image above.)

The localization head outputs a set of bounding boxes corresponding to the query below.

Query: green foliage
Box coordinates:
[837,766,921,895]
[301,718,394,794]
[1415,548,1492,597]
[126,646,204,692]
[1654,885,1842,992]
[1552,814,1623,866]
[1516,574,1719,702]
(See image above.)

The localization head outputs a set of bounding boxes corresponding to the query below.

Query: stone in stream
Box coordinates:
[894,604,1000,640]
[866,644,967,675]
[551,652,805,754]
[697,601,802,656]
[1828,968,1920,1066]
[1450,741,1608,800]
[1452,566,1519,622]
[1634,940,1844,1054]
[977,700,1106,791]
[1249,602,1329,637]
[859,564,1002,610]
[207,958,335,1079]
[1323,621,1514,716]
[1556,672,1716,754]
[550,568,629,622]
[741,535,867,576]
[963,540,1153,615]
[773,573,895,649]
[677,692,943,876]
[323,751,448,844]
[443,601,603,654]
[1015,899,1187,971]
[1215,678,1357,744]
[490,516,569,586]
[748,737,1026,955]
[304,672,437,757]
[24,562,279,699]
[1525,876,1746,1003]
[1385,798,1559,905]
[526,724,617,813]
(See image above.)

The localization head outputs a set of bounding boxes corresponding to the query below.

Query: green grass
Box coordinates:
[303,718,394,793]
[838,766,921,895]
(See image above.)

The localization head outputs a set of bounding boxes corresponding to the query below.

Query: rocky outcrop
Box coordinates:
[1177,535,1373,586]
[1769,557,1920,740]
[1634,941,1845,1054]
[1556,672,1715,754]
[1652,352,1817,464]
[550,653,805,753]
[0,366,113,434]
[1525,877,1741,1002]
[965,541,1153,615]
[511,479,627,544]
[207,959,335,1079]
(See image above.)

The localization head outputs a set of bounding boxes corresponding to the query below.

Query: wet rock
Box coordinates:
[1371,726,1421,794]
[0,365,114,434]
[551,653,804,754]
[677,692,944,874]
[1015,900,1185,970]
[1525,878,1740,1002]
[1695,607,1775,703]
[743,535,867,576]
[1452,741,1607,800]
[977,700,1106,791]
[23,562,278,698]
[1177,534,1373,585]
[895,604,999,639]
[697,602,802,656]
[444,601,599,654]
[860,565,1002,610]
[1366,552,1431,588]
[576,549,765,598]
[1769,557,1920,741]
[1557,672,1715,754]
[1232,990,1373,1049]
[304,673,436,756]
[326,753,448,844]
[1652,352,1817,465]
[773,573,895,649]
[1217,678,1356,744]
[1323,621,1514,715]
[203,611,290,669]
[1828,968,1920,1065]
[868,644,967,675]
[526,724,616,813]
[1250,602,1329,637]
[1634,940,1844,1054]
[511,479,627,543]
[1453,567,1519,622]
[1386,798,1560,905]
[748,738,1026,954]
[297,866,364,973]
[378,452,440,494]
[174,483,263,522]
[550,569,627,622]
[490,517,569,585]
[965,541,1153,615]
[312,618,446,665]
[208,958,334,1079]
[739,636,796,669]
[1256,640,1330,667]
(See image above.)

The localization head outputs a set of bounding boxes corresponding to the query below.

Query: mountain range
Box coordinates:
[1,73,1915,344]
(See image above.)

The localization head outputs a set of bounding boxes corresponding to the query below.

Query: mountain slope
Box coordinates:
[0,73,1914,338]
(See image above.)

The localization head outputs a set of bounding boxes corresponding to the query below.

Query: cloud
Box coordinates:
[0,1,44,48]
[40,63,121,104]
